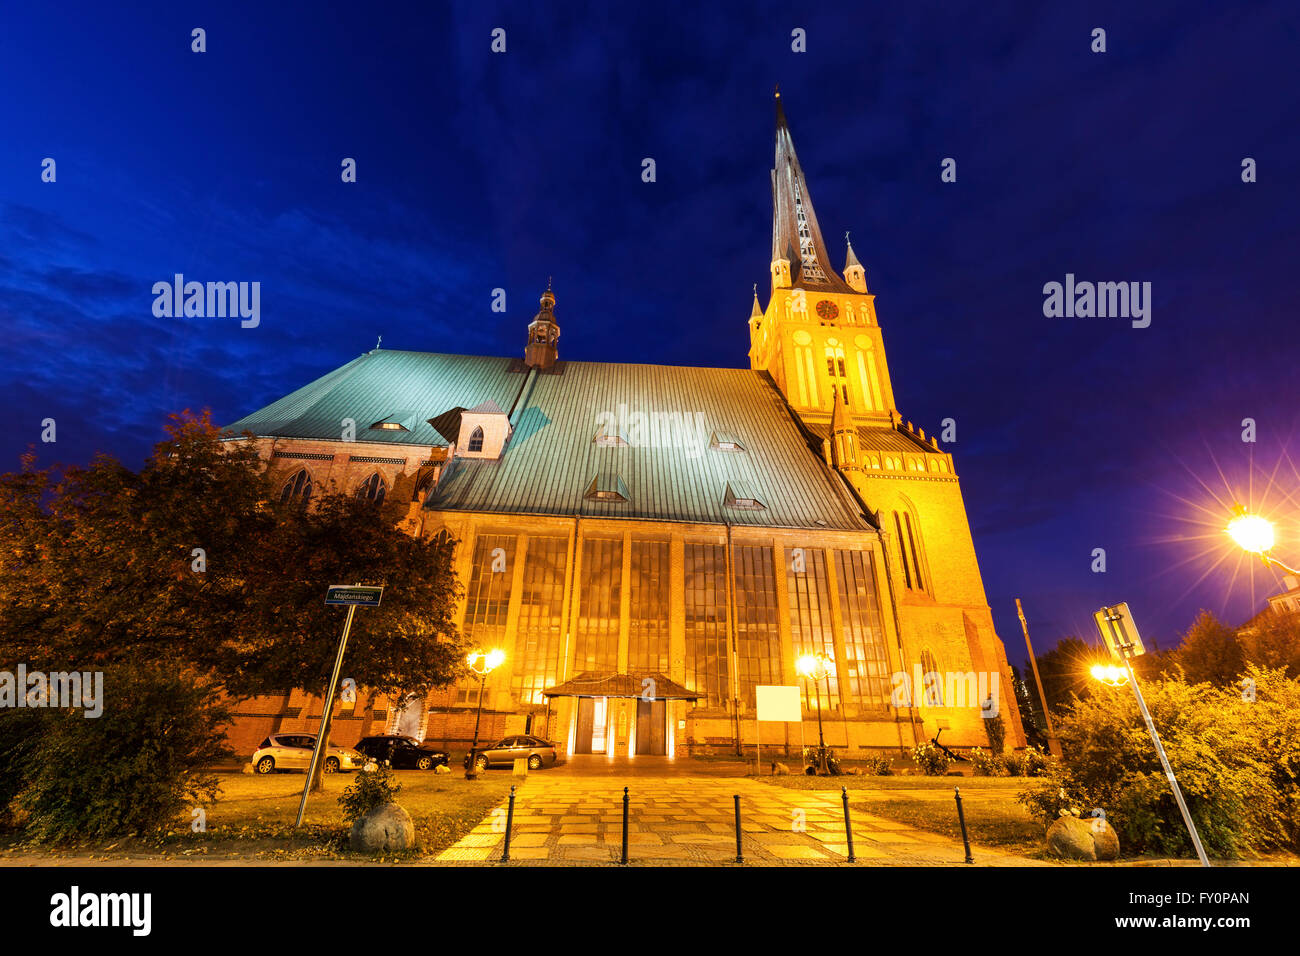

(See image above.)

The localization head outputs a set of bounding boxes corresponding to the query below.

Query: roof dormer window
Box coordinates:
[594,425,629,447]
[585,473,629,502]
[723,481,766,511]
[467,427,484,453]
[710,431,745,452]
[370,419,409,431]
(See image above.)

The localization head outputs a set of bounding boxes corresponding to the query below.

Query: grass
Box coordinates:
[754,772,1029,791]
[0,769,516,862]
[754,771,1046,853]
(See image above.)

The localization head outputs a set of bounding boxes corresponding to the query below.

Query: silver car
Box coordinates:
[252,733,365,774]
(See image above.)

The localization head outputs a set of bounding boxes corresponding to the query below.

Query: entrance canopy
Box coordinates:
[542,672,701,701]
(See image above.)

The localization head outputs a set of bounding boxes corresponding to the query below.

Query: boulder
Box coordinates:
[350,802,416,853]
[772,761,791,776]
[1046,815,1097,861]
[433,763,451,775]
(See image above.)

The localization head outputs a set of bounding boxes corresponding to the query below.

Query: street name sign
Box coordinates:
[325,585,384,607]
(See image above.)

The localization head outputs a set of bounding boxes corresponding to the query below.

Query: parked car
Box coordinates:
[252,733,364,774]
[464,735,559,771]
[353,734,450,771]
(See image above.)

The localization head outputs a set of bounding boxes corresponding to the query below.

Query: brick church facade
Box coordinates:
[220,94,1026,760]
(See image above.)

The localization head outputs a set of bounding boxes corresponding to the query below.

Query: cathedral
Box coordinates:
[220,93,1026,760]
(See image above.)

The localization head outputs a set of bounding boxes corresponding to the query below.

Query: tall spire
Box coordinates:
[750,283,763,319]
[771,91,853,294]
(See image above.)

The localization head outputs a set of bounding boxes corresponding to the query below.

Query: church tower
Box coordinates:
[749,92,898,426]
[524,282,561,370]
[751,92,1025,749]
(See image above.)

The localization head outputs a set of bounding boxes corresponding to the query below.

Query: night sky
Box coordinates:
[3,2,1298,661]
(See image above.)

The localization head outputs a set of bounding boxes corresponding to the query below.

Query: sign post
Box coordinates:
[1093,603,1209,867]
[294,584,384,828]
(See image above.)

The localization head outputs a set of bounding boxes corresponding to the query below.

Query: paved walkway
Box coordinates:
[433,775,1045,866]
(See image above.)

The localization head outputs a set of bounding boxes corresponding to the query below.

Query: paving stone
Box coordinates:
[767,845,832,860]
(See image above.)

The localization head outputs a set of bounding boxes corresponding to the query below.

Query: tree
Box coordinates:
[1237,609,1300,678]
[1009,663,1048,750]
[1173,610,1245,685]
[1034,637,1097,716]
[0,410,466,717]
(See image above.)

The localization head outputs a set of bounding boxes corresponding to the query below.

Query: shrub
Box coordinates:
[969,747,1007,776]
[912,742,953,776]
[983,709,1007,756]
[339,763,403,824]
[1018,666,1300,858]
[17,663,230,844]
[0,709,46,827]
[1018,745,1051,777]
[863,755,893,776]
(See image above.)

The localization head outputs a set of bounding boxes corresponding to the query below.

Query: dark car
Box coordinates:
[353,734,449,770]
[464,735,559,772]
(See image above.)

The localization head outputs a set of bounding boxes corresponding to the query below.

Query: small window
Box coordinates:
[594,425,629,447]
[280,468,312,506]
[710,431,745,452]
[723,481,766,511]
[585,473,629,502]
[356,472,386,504]
[467,427,484,453]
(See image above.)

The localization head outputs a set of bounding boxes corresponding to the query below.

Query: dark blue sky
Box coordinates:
[3,2,1298,660]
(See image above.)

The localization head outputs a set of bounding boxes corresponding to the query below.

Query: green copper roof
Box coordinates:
[224,348,872,531]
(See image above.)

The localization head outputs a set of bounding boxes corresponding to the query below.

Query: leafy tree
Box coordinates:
[1237,609,1300,678]
[0,410,465,724]
[1033,637,1097,716]
[1009,663,1048,750]
[1173,609,1245,685]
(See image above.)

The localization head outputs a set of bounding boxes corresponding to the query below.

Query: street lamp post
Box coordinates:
[464,648,505,780]
[796,653,833,774]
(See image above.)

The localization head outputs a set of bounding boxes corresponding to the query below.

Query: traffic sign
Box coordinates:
[1093,602,1145,659]
[325,585,384,607]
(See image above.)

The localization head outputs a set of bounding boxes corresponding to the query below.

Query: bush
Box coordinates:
[969,747,1007,776]
[863,755,893,776]
[0,709,46,827]
[1018,666,1300,858]
[1018,745,1051,777]
[983,710,1007,756]
[912,742,953,776]
[17,664,230,844]
[339,763,403,824]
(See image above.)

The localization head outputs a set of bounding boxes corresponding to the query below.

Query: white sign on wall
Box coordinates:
[756,685,801,722]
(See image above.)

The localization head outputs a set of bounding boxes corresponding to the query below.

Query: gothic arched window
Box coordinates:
[280,468,312,506]
[356,472,386,504]
[468,427,484,453]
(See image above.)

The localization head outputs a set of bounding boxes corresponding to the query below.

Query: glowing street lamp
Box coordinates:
[796,653,833,774]
[1089,663,1128,687]
[1226,504,1299,574]
[464,648,505,779]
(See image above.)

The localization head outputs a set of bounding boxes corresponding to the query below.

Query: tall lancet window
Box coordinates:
[825,341,849,406]
[356,472,386,504]
[280,468,312,506]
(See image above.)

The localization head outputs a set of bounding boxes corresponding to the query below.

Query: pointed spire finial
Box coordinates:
[375,334,382,351]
